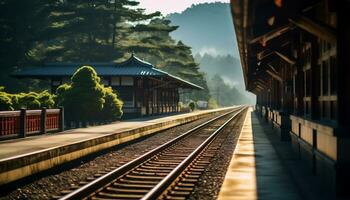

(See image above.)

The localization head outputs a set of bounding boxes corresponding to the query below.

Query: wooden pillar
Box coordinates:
[41,107,47,134]
[311,38,320,120]
[172,88,175,112]
[160,89,163,114]
[19,109,26,138]
[337,1,350,133]
[145,79,149,116]
[294,62,304,116]
[59,106,65,132]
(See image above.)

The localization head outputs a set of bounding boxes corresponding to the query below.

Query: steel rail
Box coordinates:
[142,106,247,200]
[59,106,243,200]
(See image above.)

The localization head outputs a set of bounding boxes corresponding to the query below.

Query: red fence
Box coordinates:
[0,108,64,140]
[0,111,20,136]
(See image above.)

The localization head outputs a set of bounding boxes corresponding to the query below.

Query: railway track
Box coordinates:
[58,106,247,200]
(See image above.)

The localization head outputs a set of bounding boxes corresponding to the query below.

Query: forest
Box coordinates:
[0,0,253,108]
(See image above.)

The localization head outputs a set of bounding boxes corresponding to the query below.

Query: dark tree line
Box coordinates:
[0,0,209,101]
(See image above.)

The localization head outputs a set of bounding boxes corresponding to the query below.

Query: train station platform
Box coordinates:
[218,108,332,200]
[0,107,233,185]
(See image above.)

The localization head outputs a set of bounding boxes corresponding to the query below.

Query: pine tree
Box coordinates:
[0,0,58,91]
[47,0,160,62]
[128,18,211,101]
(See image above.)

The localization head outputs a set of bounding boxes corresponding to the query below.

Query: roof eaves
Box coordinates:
[152,68,204,90]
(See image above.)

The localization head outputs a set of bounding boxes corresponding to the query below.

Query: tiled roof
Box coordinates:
[12,54,203,90]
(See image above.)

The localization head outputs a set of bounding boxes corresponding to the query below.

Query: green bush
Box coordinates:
[17,92,41,109]
[178,102,190,112]
[208,98,219,109]
[38,90,55,108]
[0,92,13,111]
[9,94,19,110]
[0,87,56,110]
[102,87,123,121]
[57,66,123,122]
[55,84,71,106]
[188,101,196,111]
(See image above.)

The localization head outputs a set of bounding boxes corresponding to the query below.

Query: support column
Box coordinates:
[41,107,47,134]
[145,79,149,116]
[336,1,350,197]
[19,109,26,138]
[311,38,320,120]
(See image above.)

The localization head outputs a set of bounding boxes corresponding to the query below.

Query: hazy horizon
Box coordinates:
[138,0,230,15]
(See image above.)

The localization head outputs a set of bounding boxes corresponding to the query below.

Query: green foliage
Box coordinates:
[1,1,212,103]
[55,84,71,106]
[17,92,41,109]
[188,101,196,111]
[9,94,19,109]
[71,67,101,88]
[57,66,123,122]
[0,0,160,91]
[130,18,211,102]
[58,66,105,122]
[178,102,190,112]
[0,92,13,111]
[208,98,219,109]
[208,74,249,106]
[0,87,56,110]
[102,87,123,121]
[0,0,57,91]
[37,91,55,108]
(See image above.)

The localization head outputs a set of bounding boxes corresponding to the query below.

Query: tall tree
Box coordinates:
[46,0,160,62]
[126,18,211,101]
[0,0,57,91]
[0,1,211,102]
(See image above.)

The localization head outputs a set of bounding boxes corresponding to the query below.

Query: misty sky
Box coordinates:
[138,0,230,15]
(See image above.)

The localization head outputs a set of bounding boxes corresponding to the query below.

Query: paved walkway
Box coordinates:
[218,108,302,200]
[0,108,231,160]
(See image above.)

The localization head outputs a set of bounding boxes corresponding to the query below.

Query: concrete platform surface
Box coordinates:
[0,107,234,185]
[218,108,302,200]
[0,108,231,160]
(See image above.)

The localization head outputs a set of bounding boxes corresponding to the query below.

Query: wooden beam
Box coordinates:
[274,51,296,65]
[266,69,283,82]
[255,84,265,91]
[249,24,294,45]
[289,15,336,42]
[257,49,274,60]
[255,78,268,87]
[267,63,278,74]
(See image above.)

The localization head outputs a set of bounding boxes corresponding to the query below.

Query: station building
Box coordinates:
[231,0,350,197]
[13,54,203,117]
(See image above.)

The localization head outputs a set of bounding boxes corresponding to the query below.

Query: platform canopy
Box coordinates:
[12,54,203,90]
[230,0,335,94]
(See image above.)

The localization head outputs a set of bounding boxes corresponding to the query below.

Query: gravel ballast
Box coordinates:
[1,112,226,200]
[189,110,247,200]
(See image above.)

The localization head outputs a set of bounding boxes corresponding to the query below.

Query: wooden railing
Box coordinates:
[0,108,64,140]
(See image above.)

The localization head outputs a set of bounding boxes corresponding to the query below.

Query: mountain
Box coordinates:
[166,2,256,104]
[194,53,243,89]
[166,2,238,56]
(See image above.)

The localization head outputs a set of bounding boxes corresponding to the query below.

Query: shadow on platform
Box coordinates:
[252,111,334,200]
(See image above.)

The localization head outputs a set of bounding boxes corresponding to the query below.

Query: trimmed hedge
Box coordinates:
[0,90,55,111]
[188,101,196,111]
[102,87,123,121]
[0,93,13,111]
[1,66,123,124]
[57,66,123,123]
